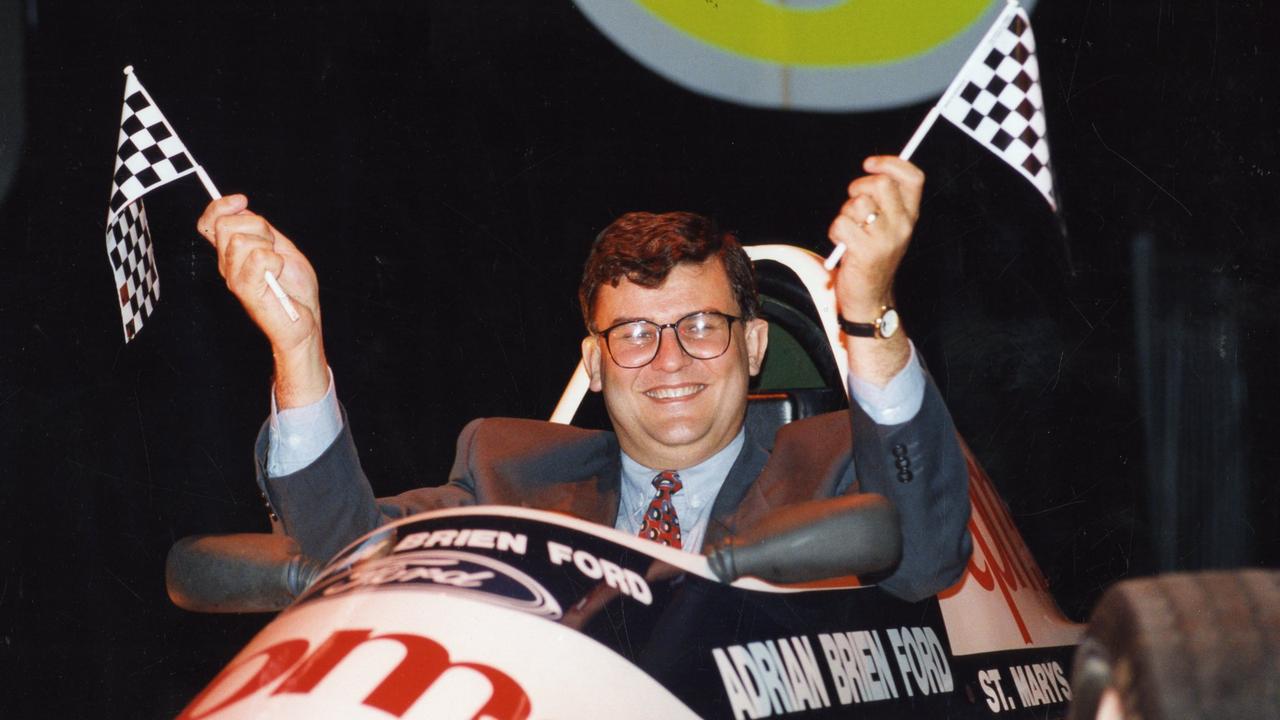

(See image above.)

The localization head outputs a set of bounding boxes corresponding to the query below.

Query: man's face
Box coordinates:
[581,258,768,470]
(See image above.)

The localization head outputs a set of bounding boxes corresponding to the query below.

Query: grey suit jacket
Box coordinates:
[255,376,971,602]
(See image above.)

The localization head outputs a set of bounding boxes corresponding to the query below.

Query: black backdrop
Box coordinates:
[2,1,1278,715]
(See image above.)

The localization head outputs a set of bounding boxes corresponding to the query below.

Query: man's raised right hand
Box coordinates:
[197,194,329,408]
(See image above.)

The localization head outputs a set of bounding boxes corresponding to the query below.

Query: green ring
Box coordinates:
[636,0,991,66]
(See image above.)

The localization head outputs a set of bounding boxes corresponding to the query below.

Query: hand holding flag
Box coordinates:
[189,165,301,324]
[825,0,1057,270]
[828,156,923,324]
[196,194,330,408]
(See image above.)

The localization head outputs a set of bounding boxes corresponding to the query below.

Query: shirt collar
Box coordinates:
[620,428,746,501]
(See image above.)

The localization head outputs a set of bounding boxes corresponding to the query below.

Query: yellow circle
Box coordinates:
[636,0,991,66]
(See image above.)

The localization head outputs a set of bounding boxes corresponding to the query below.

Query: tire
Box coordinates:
[1067,569,1280,720]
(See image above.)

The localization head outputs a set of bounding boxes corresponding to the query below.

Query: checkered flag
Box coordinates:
[107,68,197,217]
[104,67,199,341]
[106,199,160,341]
[934,2,1056,208]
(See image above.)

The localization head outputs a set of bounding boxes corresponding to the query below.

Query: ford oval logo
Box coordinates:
[297,549,564,620]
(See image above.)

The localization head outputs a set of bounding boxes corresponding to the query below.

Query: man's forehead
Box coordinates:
[594,258,738,326]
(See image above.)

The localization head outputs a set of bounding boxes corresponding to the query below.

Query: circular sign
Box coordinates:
[572,0,1038,112]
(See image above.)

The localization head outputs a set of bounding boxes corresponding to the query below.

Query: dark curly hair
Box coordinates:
[578,211,759,330]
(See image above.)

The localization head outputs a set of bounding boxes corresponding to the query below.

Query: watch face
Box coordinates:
[878,308,900,339]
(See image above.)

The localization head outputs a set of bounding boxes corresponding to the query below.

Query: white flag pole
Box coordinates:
[824,0,1023,271]
[192,165,301,322]
[897,106,943,162]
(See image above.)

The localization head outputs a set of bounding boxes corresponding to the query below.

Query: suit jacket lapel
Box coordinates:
[703,427,770,548]
[469,419,622,526]
[522,431,622,526]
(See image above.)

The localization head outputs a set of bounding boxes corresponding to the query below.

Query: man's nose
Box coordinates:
[651,326,692,371]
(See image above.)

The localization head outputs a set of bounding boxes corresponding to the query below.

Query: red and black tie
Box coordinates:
[639,470,683,549]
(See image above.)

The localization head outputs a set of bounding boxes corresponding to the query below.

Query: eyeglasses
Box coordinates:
[597,311,740,369]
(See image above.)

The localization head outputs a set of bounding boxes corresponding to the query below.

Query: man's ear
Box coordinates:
[744,318,769,377]
[581,335,604,392]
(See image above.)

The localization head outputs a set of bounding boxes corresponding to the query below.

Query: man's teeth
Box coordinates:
[645,385,704,399]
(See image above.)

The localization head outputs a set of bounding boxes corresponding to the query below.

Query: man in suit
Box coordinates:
[198,156,971,602]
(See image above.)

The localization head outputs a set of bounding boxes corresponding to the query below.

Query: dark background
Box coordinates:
[1,1,1277,716]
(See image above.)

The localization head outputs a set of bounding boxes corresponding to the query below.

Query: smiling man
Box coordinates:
[199,156,971,601]
[580,213,769,472]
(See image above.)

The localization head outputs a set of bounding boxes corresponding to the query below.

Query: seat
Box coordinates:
[744,256,850,448]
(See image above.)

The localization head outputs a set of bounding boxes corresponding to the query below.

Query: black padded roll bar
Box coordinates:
[705,493,902,584]
[166,534,320,613]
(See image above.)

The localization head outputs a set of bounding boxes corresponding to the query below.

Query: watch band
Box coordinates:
[839,306,898,339]
[838,315,878,338]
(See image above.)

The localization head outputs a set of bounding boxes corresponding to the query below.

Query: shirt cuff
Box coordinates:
[267,368,344,477]
[848,341,926,425]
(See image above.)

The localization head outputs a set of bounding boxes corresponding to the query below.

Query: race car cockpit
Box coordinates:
[166,245,1086,720]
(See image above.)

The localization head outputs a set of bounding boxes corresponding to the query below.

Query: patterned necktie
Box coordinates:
[639,471,683,549]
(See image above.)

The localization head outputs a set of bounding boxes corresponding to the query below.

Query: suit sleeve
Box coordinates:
[849,370,972,602]
[254,408,482,563]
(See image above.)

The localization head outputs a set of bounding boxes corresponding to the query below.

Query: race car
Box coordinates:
[167,245,1086,719]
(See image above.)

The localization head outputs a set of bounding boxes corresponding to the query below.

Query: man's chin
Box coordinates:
[645,423,721,455]
[618,420,736,468]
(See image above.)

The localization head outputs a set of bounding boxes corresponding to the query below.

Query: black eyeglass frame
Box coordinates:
[595,311,742,369]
